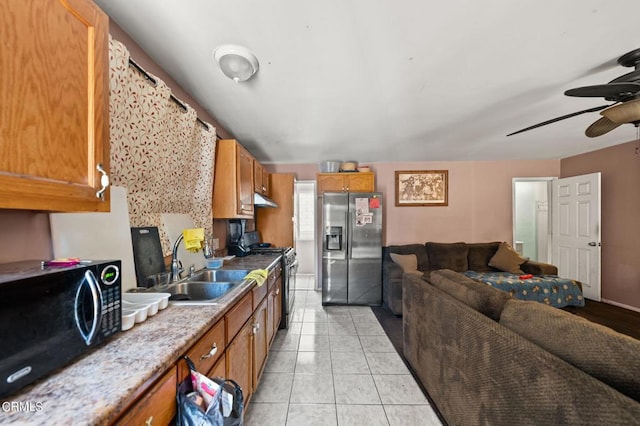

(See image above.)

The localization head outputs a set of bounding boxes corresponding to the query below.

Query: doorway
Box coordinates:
[512,177,554,262]
[294,180,317,290]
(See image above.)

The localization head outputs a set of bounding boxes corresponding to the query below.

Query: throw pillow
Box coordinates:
[488,242,527,274]
[425,242,469,272]
[389,253,422,275]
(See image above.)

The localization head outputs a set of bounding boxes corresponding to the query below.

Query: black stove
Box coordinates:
[245,245,297,329]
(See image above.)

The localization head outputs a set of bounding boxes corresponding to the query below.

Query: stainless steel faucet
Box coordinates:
[170,234,184,282]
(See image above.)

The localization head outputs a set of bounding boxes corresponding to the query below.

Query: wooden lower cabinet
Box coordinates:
[113,278,283,423]
[226,319,254,401]
[114,367,177,426]
[252,297,268,389]
[209,354,226,379]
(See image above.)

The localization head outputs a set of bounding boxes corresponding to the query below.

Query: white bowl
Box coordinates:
[122,300,155,318]
[121,309,137,331]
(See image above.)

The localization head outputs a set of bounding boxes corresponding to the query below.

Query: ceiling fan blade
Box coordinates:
[608,69,640,84]
[600,98,640,123]
[564,82,640,99]
[506,104,610,137]
[585,117,621,137]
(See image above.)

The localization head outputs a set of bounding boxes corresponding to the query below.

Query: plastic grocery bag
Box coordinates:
[176,356,244,426]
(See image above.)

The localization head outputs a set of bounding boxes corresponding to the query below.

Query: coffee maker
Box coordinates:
[228,219,259,257]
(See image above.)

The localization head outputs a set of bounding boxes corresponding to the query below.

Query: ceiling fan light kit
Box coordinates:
[213,44,259,83]
[508,47,640,137]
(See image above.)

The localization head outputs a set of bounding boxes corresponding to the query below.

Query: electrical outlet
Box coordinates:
[212,238,219,250]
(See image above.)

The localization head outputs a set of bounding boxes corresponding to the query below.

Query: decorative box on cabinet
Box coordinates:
[317,172,375,193]
[213,139,255,218]
[0,0,111,212]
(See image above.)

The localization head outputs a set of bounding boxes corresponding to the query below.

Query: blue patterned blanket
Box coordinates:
[463,271,585,308]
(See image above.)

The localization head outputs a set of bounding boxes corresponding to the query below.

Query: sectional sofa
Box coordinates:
[403,270,640,425]
[382,241,564,315]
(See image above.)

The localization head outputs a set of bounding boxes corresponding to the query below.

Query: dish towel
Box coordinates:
[182,228,205,253]
[244,269,268,287]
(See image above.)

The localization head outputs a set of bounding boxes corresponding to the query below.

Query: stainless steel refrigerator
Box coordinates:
[320,192,383,305]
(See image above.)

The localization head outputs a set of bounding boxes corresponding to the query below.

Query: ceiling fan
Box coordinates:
[507,48,640,138]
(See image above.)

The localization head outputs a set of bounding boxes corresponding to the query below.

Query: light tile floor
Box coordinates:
[245,275,442,426]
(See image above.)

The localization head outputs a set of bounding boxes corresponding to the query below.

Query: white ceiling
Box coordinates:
[95,0,640,164]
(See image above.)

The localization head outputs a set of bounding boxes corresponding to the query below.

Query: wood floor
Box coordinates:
[568,299,640,340]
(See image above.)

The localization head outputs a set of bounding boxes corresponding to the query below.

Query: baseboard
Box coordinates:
[601,298,640,313]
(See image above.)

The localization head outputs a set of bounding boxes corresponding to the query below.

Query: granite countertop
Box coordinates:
[1,255,280,425]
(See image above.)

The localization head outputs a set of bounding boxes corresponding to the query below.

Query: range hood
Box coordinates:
[254,192,278,208]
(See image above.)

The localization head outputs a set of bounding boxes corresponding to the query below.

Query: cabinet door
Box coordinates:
[252,297,268,389]
[256,173,295,247]
[114,366,177,426]
[317,174,345,192]
[253,160,263,193]
[237,146,254,216]
[226,320,253,401]
[262,169,270,196]
[345,173,375,192]
[179,319,225,380]
[0,0,110,212]
[208,353,226,379]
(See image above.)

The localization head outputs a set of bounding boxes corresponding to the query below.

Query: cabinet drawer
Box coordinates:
[252,282,268,308]
[179,319,226,380]
[115,366,177,426]
[225,292,253,342]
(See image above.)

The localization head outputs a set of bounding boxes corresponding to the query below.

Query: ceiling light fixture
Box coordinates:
[213,44,259,83]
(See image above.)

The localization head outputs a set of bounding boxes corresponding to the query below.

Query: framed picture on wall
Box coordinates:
[395,170,448,207]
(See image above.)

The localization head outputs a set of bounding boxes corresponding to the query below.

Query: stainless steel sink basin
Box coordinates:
[187,269,249,282]
[165,281,239,302]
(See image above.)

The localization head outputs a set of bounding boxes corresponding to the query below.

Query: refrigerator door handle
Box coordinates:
[346,211,351,259]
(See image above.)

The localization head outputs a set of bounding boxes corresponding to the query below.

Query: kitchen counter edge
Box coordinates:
[1,255,281,425]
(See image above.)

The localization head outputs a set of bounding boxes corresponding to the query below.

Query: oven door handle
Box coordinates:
[74,270,103,346]
[289,259,299,270]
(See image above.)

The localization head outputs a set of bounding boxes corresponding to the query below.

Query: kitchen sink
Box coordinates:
[187,269,249,283]
[164,281,239,302]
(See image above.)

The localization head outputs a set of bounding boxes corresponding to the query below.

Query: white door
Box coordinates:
[551,173,601,301]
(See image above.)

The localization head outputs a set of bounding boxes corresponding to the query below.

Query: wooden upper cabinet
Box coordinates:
[253,160,263,193]
[317,172,375,193]
[253,159,270,196]
[0,0,110,212]
[256,173,295,247]
[213,139,254,218]
[262,168,270,196]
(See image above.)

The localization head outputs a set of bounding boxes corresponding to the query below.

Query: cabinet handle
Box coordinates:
[96,164,109,200]
[275,288,280,295]
[200,343,218,360]
[145,416,153,426]
[252,322,260,334]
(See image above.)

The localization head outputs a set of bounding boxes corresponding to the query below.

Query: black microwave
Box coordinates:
[0,260,122,398]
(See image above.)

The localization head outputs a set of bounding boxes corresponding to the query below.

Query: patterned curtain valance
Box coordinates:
[108,36,216,255]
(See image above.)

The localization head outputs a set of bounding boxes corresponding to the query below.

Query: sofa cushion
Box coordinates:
[488,242,527,274]
[426,242,468,272]
[467,242,501,272]
[428,269,511,321]
[386,244,430,271]
[500,299,640,402]
[389,253,422,275]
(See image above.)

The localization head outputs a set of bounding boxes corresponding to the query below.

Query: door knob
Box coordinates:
[588,242,601,247]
